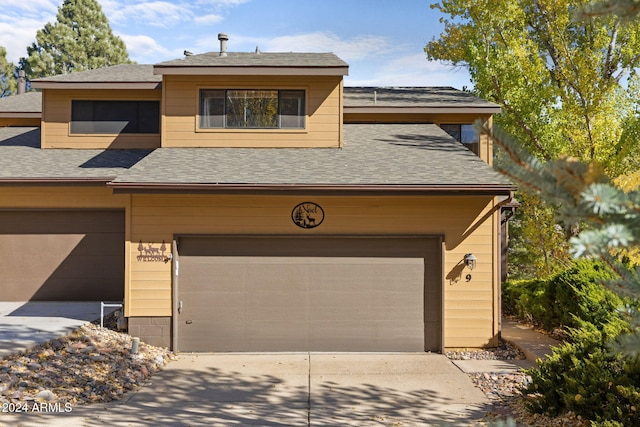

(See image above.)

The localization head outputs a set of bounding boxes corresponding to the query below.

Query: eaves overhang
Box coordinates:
[30,82,162,90]
[0,177,116,186]
[108,182,516,196]
[344,106,502,114]
[0,112,41,118]
[153,66,349,76]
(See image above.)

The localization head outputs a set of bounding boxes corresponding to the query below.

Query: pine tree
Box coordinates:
[0,47,16,97]
[20,0,131,79]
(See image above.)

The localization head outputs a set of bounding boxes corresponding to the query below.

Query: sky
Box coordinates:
[0,0,473,88]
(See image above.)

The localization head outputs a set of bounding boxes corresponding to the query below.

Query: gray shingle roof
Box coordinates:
[155,52,348,69]
[0,127,151,179]
[31,64,161,84]
[0,92,42,114]
[344,87,500,109]
[0,125,512,189]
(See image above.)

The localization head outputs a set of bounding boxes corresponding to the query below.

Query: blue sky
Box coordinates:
[0,0,472,88]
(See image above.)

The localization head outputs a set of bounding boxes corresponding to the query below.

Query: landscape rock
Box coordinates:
[35,390,55,401]
[0,323,172,408]
[27,362,41,371]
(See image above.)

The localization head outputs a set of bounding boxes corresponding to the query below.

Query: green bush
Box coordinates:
[547,259,620,330]
[502,278,548,323]
[503,259,621,331]
[523,321,640,426]
[506,259,640,424]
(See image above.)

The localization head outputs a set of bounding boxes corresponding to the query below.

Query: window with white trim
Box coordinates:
[199,89,305,129]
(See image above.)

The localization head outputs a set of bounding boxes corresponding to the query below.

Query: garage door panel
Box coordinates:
[246,321,309,351]
[0,210,124,301]
[309,322,424,352]
[182,291,247,321]
[244,261,309,292]
[177,236,442,352]
[248,291,307,321]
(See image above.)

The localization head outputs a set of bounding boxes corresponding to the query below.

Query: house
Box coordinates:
[0,35,515,352]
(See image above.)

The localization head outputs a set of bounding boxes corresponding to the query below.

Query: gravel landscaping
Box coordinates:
[447,343,589,426]
[0,321,173,408]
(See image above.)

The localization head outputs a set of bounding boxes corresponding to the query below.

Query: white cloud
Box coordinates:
[0,0,57,13]
[108,1,189,27]
[119,34,174,63]
[346,53,473,89]
[261,32,389,61]
[195,0,250,6]
[194,14,224,25]
[0,16,54,63]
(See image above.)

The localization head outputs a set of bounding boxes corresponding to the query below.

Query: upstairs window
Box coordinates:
[440,124,480,156]
[71,100,160,134]
[200,89,305,129]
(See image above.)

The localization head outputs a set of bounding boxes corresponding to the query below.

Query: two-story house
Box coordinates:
[0,36,514,352]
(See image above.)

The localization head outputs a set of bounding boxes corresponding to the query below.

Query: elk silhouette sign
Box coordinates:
[292,202,324,229]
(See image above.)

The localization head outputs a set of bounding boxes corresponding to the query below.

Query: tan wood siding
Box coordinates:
[161,75,342,148]
[129,194,500,347]
[41,89,161,149]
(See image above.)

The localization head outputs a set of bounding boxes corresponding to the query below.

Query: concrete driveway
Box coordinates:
[3,353,491,426]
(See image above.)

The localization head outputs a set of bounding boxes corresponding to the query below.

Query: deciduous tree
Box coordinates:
[426,0,640,170]
[20,0,131,79]
[425,0,640,278]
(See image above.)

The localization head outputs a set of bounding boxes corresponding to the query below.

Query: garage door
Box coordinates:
[0,210,125,301]
[176,236,442,352]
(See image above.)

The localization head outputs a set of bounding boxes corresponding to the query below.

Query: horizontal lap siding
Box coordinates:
[129,194,499,347]
[162,75,342,148]
[42,89,162,149]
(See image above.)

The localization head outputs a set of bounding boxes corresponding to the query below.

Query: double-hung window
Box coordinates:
[199,89,305,129]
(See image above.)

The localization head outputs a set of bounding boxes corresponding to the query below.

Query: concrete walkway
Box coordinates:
[3,353,491,426]
[0,302,119,358]
[501,318,561,362]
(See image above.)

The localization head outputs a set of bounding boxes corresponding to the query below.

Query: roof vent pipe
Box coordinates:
[17,70,26,95]
[218,33,228,57]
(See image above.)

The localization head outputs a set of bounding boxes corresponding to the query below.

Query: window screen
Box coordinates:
[71,100,160,134]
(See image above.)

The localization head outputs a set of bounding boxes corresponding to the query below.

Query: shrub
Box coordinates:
[546,259,620,330]
[503,278,548,323]
[503,259,622,331]
[523,321,640,425]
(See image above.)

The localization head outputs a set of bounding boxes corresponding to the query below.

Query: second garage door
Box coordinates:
[176,236,442,352]
[0,210,125,301]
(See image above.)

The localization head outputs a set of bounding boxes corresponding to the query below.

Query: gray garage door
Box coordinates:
[176,236,442,352]
[0,210,125,301]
